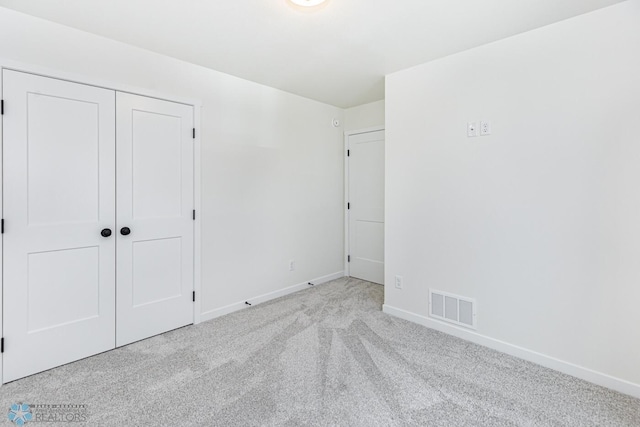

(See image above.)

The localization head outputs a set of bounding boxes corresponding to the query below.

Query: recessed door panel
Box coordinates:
[27,247,100,332]
[353,221,384,263]
[132,238,182,307]
[132,110,182,219]
[116,92,194,347]
[27,94,100,226]
[3,70,116,383]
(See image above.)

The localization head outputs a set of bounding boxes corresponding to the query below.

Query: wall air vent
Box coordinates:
[429,289,476,329]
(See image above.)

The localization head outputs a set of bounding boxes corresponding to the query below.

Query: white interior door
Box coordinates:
[115,92,194,347]
[2,70,116,382]
[348,130,385,285]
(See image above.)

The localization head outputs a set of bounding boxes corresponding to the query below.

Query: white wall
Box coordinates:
[344,100,385,132]
[385,0,640,396]
[0,7,345,318]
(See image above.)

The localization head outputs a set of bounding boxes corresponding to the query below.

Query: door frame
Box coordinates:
[344,126,385,278]
[0,58,204,384]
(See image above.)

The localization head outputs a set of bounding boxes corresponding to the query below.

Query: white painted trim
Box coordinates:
[200,271,345,323]
[0,57,202,108]
[344,126,385,278]
[344,134,350,277]
[193,105,202,324]
[0,67,4,384]
[344,126,385,137]
[383,304,640,399]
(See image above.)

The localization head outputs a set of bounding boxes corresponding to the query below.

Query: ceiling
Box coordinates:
[0,0,625,108]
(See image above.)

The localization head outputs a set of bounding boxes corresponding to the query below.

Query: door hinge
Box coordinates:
[192,291,196,302]
[347,150,350,157]
[1,219,4,234]
[192,210,196,220]
[192,128,196,139]
[1,99,4,115]
[348,255,351,263]
[1,338,4,353]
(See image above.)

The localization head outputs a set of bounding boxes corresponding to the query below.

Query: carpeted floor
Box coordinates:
[0,277,638,426]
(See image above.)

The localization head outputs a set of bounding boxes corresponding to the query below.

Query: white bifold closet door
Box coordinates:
[115,93,194,347]
[2,70,117,382]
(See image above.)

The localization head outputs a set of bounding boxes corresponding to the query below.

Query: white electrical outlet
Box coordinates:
[480,120,492,136]
[289,260,295,271]
[467,122,478,137]
[395,275,403,289]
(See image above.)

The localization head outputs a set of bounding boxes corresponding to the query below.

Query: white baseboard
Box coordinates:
[200,271,345,323]
[383,304,640,399]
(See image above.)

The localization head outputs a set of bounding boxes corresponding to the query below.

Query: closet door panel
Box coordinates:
[2,70,116,382]
[116,92,194,347]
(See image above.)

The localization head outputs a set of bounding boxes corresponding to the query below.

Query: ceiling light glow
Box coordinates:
[289,0,327,7]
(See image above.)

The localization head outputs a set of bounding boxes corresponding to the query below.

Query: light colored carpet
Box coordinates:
[0,277,638,426]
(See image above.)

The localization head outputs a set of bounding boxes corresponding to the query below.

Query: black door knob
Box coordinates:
[101,228,112,238]
[120,227,131,236]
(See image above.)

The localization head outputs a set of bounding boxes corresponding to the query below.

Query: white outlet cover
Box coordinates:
[480,120,492,135]
[395,275,403,289]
